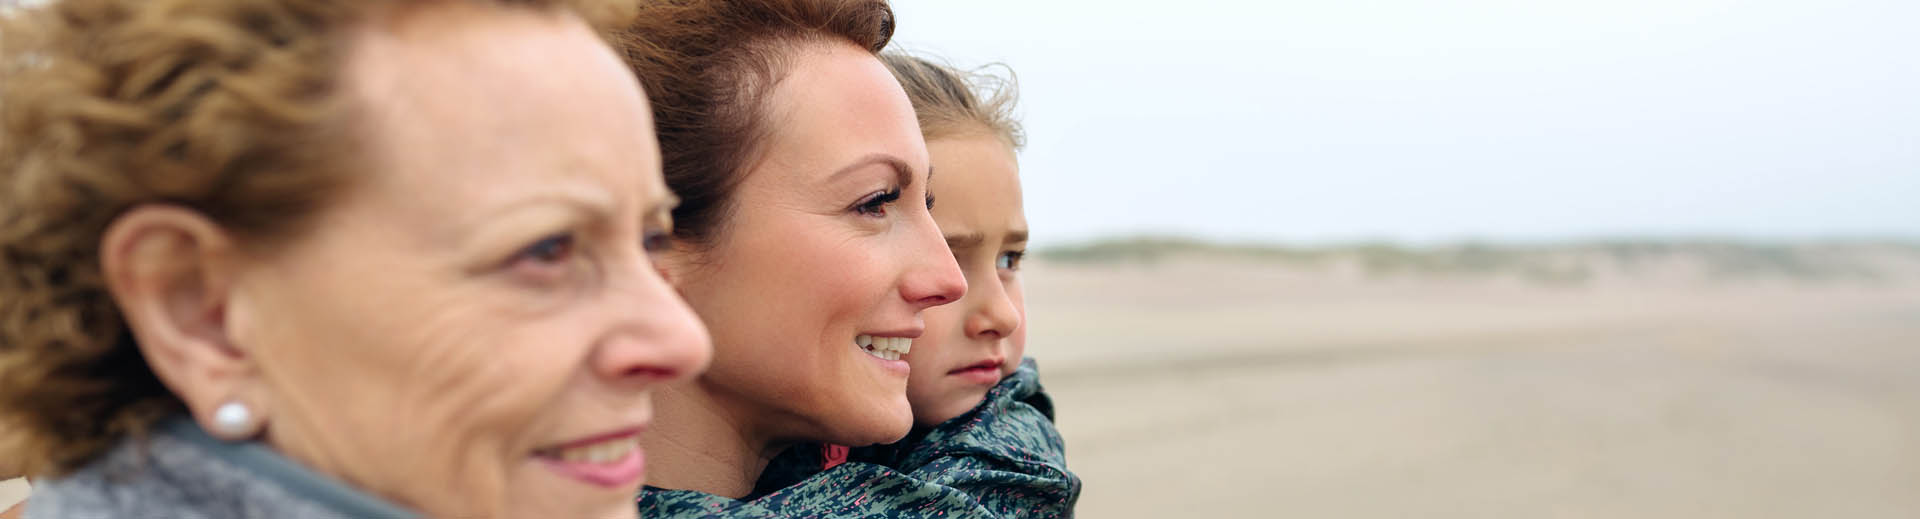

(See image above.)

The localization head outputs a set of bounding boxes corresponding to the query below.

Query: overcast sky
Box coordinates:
[889,0,1919,245]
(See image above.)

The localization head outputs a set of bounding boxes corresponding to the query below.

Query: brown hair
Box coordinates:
[880,52,1024,149]
[0,0,624,476]
[610,0,895,246]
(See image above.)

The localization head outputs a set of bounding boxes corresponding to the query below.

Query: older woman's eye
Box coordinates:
[510,234,575,268]
[997,250,1025,271]
[852,188,902,217]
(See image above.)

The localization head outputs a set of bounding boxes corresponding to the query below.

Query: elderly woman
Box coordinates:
[0,0,708,518]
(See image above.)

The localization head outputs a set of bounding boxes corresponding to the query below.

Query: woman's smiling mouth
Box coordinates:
[855,333,914,361]
[533,428,646,488]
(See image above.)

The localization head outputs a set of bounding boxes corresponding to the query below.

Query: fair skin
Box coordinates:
[1,460,20,518]
[905,131,1031,425]
[99,4,709,518]
[644,41,967,498]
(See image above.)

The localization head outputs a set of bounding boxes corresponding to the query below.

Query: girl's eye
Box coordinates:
[925,192,936,210]
[997,250,1025,271]
[853,188,903,217]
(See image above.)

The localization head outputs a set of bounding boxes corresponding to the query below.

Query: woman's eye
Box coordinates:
[853,188,902,217]
[997,250,1025,271]
[509,234,575,269]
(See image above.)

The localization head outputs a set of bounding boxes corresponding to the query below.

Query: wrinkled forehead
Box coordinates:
[335,3,658,202]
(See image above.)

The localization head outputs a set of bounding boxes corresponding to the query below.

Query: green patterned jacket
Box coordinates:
[637,358,1081,518]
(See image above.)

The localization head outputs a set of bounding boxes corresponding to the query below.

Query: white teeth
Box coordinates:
[547,436,637,465]
[854,334,912,360]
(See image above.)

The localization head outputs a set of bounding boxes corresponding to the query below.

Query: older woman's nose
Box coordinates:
[593,267,712,384]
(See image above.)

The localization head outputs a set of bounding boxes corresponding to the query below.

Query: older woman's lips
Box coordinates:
[533,428,646,488]
[949,358,1004,385]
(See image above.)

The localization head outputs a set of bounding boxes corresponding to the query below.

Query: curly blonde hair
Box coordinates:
[0,0,629,476]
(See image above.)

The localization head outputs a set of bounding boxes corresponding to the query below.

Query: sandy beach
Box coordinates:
[6,246,1916,518]
[1028,248,1920,518]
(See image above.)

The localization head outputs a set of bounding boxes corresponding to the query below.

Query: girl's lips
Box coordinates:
[949,358,1004,385]
[949,358,1003,374]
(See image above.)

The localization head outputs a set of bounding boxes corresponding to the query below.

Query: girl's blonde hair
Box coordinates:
[880,52,1024,149]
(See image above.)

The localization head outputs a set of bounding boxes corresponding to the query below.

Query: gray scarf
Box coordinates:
[27,418,415,519]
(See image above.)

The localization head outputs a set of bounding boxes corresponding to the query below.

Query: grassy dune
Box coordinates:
[1039,236,1920,284]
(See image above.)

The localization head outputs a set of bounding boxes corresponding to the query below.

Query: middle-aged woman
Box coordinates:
[608,0,1052,517]
[0,0,709,518]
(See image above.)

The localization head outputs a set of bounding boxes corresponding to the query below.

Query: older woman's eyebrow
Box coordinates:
[644,194,680,227]
[469,184,617,224]
[645,193,681,214]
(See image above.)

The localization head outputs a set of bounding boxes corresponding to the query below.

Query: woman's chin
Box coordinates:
[831,396,914,446]
[505,459,644,519]
[502,493,638,519]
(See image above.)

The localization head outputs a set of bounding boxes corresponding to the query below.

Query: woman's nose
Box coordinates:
[593,260,711,385]
[900,218,967,309]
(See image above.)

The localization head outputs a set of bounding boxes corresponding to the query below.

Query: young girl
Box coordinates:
[871,52,1078,517]
[752,53,1079,518]
[892,53,1034,428]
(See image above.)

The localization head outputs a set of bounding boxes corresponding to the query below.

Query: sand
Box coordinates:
[6,250,1915,517]
[1027,256,1920,518]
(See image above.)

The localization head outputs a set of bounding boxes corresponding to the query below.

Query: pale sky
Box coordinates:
[889,0,1919,244]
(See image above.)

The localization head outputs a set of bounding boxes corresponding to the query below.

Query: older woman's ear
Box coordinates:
[100,205,267,441]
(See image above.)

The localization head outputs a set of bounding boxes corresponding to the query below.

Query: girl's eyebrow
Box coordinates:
[948,229,1030,250]
[945,232,984,250]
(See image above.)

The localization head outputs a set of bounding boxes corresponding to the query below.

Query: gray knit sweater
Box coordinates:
[27,418,415,519]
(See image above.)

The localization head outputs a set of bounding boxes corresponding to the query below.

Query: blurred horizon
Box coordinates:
[891,0,1920,246]
[1034,231,1920,250]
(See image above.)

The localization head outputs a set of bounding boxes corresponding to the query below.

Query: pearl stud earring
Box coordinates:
[213,401,255,438]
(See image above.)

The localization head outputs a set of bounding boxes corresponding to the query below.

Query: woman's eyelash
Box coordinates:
[512,234,575,265]
[854,188,902,216]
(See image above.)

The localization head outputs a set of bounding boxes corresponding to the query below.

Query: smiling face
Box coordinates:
[222,5,710,518]
[905,132,1030,426]
[664,41,967,447]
